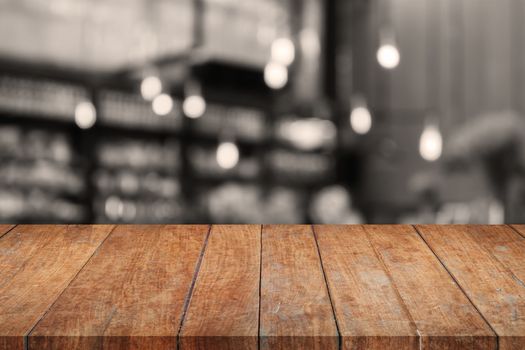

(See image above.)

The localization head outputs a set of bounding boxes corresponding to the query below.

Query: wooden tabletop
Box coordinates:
[0,225,524,350]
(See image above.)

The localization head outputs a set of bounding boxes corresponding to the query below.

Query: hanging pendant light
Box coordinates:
[264,36,294,90]
[419,120,443,162]
[271,37,296,66]
[140,75,162,101]
[264,61,288,90]
[152,94,174,116]
[216,141,240,170]
[75,100,97,129]
[183,80,206,119]
[140,67,163,101]
[377,28,400,70]
[349,95,372,135]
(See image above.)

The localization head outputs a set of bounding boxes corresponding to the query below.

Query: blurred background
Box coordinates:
[1,0,524,224]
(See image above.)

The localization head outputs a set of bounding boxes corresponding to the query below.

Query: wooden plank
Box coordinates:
[512,225,525,239]
[316,225,495,349]
[0,225,15,239]
[29,225,209,350]
[417,225,525,350]
[466,226,525,283]
[260,225,338,350]
[314,225,418,350]
[368,225,496,349]
[179,225,260,350]
[0,225,114,350]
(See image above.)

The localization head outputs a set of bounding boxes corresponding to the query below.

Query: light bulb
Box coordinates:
[350,106,372,135]
[183,95,206,119]
[140,76,162,101]
[264,61,288,90]
[377,44,400,69]
[75,101,97,129]
[419,124,443,162]
[216,142,239,169]
[271,38,295,66]
[152,94,173,116]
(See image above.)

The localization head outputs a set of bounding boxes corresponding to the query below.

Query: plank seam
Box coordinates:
[176,224,212,350]
[362,225,422,349]
[311,225,342,350]
[24,224,117,350]
[0,224,17,240]
[413,225,500,350]
[508,226,525,288]
[258,224,263,350]
[509,224,525,239]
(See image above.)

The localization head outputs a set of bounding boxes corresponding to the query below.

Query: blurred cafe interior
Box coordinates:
[1,0,525,224]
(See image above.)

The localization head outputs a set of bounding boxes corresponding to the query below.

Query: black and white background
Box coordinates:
[1,0,524,224]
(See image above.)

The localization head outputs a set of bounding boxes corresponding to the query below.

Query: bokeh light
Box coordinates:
[74,101,97,129]
[271,37,295,66]
[183,95,206,119]
[216,142,240,169]
[377,44,400,69]
[350,106,372,135]
[152,93,173,116]
[140,76,162,101]
[419,124,443,162]
[264,61,288,90]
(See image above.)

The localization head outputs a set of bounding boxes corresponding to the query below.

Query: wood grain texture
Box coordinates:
[417,225,525,350]
[260,225,338,350]
[29,225,209,350]
[2,224,524,349]
[0,225,114,350]
[0,225,15,239]
[179,225,261,350]
[367,225,496,349]
[512,225,525,239]
[467,226,525,283]
[314,225,418,350]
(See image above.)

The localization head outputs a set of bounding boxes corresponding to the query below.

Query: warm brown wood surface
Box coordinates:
[512,225,525,239]
[0,224,14,238]
[417,225,525,350]
[467,226,525,283]
[0,225,114,350]
[315,225,419,350]
[260,225,338,350]
[367,225,496,349]
[1,224,525,349]
[179,225,261,350]
[315,225,497,350]
[29,225,209,350]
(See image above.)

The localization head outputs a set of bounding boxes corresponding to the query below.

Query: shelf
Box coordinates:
[0,50,337,223]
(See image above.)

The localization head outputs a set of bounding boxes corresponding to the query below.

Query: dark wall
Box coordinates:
[336,0,525,221]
